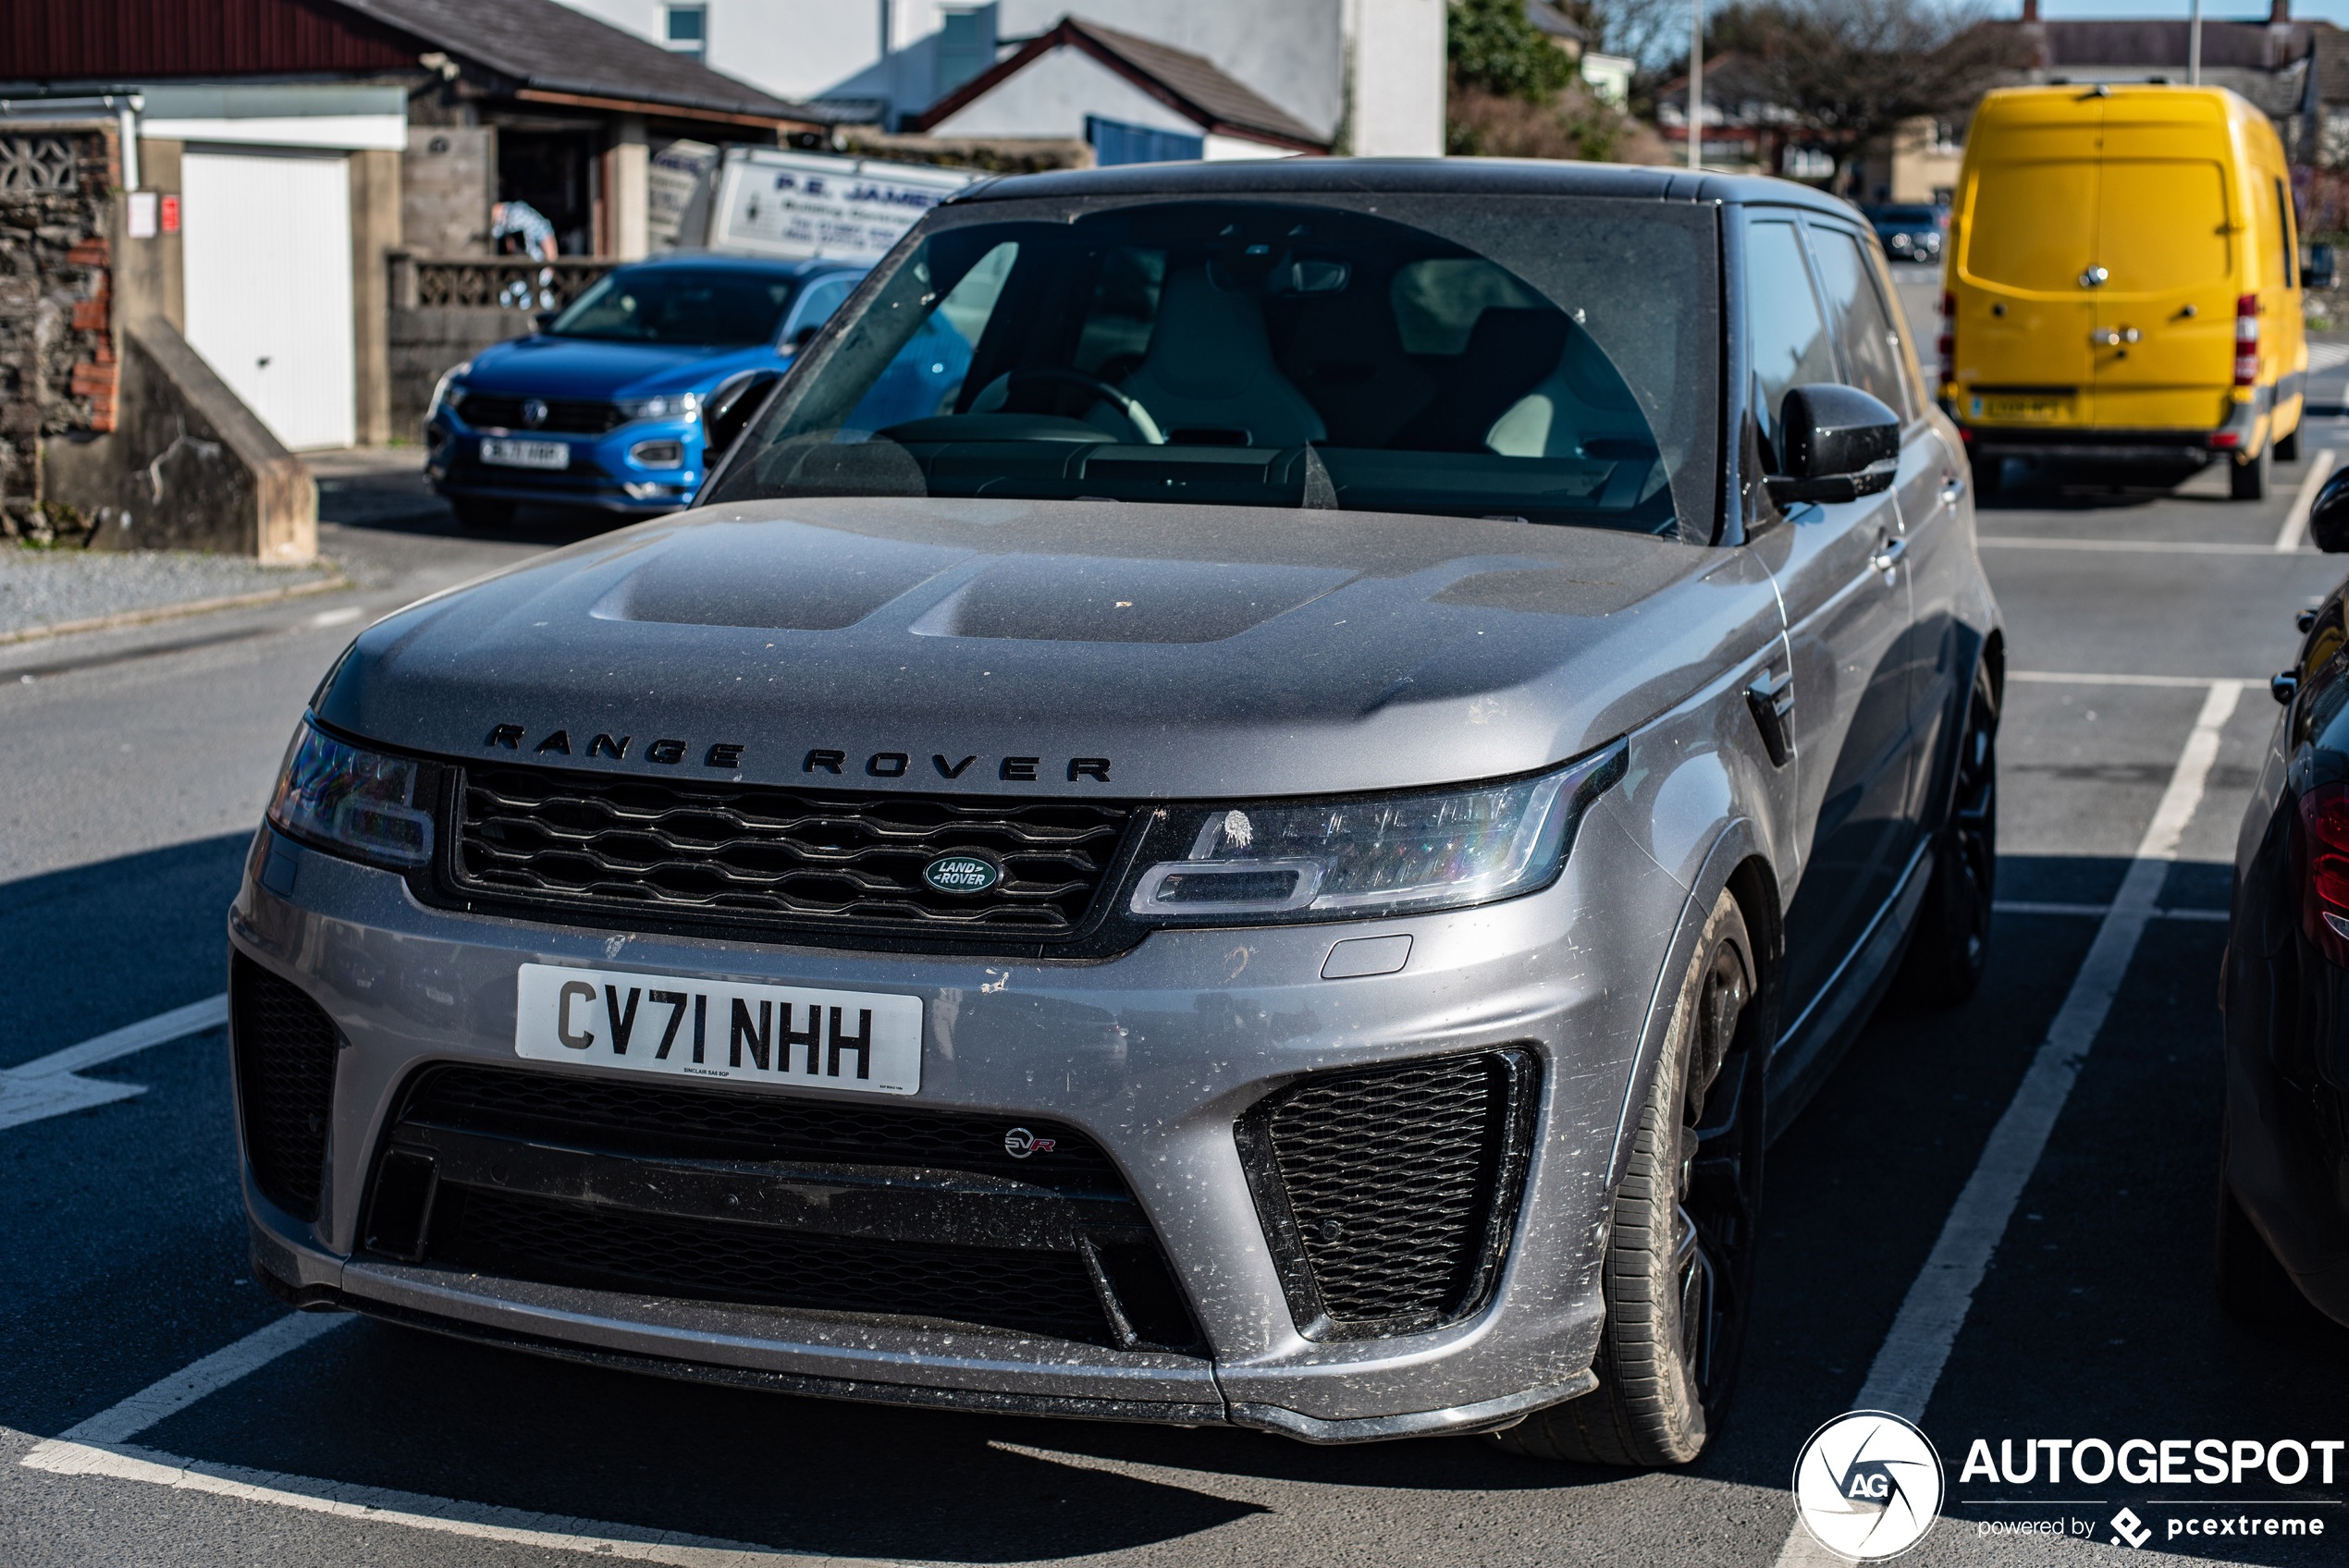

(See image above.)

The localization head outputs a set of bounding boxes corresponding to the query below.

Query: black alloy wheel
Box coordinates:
[1490,887,1766,1466]
[1899,657,1999,1008]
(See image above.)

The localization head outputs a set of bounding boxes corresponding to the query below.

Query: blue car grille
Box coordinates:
[456,393,623,435]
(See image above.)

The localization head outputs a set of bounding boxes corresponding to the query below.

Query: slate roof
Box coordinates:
[340,0,816,121]
[913,14,1328,150]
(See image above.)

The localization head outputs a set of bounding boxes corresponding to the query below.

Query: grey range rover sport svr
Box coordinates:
[231,159,2000,1466]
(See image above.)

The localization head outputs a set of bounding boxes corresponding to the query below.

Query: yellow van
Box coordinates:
[1944,83,2305,499]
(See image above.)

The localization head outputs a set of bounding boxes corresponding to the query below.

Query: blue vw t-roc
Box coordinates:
[424,253,968,528]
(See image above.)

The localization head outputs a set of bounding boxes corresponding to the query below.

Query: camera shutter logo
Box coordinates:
[1791,1411,1946,1561]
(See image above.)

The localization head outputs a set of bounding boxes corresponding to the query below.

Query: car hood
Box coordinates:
[319,497,1782,800]
[466,335,777,398]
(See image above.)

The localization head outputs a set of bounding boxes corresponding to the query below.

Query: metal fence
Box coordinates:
[388,252,621,314]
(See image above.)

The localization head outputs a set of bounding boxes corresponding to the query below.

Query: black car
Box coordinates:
[1859,203,1945,264]
[2223,472,2349,1322]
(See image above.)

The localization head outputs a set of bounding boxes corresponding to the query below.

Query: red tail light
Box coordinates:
[1938,290,1956,388]
[2236,292,2260,386]
[2300,784,2349,965]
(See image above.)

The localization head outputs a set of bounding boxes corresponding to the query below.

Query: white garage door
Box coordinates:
[182,147,356,451]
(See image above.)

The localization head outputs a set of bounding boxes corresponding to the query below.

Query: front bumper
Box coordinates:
[424,414,703,514]
[228,794,1687,1440]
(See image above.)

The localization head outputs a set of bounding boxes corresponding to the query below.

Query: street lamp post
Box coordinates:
[1690,0,1704,169]
[2190,0,2203,84]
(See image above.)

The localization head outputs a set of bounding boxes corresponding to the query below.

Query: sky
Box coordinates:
[2031,0,2349,19]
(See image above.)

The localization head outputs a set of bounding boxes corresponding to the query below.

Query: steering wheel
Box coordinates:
[991,365,1165,445]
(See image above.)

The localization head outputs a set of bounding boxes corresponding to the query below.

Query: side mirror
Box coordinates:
[532,310,559,333]
[788,325,820,353]
[2309,468,2349,552]
[704,369,782,457]
[1765,385,1901,505]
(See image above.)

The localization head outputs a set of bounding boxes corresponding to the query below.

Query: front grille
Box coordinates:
[404,1063,1125,1193]
[230,955,340,1222]
[368,1064,1200,1351]
[1237,1051,1535,1341]
[449,761,1133,940]
[435,1188,1112,1341]
[457,393,621,435]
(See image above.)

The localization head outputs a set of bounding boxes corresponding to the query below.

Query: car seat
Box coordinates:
[1100,265,1327,447]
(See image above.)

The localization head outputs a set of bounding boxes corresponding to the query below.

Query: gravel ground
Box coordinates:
[0,547,338,637]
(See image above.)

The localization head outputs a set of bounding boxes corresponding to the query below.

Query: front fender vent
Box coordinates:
[229,955,340,1223]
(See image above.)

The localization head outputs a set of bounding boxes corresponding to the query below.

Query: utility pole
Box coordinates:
[2190,0,2203,83]
[1689,0,1704,169]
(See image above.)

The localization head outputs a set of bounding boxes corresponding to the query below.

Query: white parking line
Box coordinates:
[20,1314,880,1566]
[2009,669,2257,688]
[1772,680,2244,1567]
[0,994,228,1132]
[2273,448,2339,552]
[1979,538,2294,556]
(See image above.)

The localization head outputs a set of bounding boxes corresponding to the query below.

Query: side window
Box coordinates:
[1744,219,1838,462]
[789,275,855,340]
[2276,177,2298,289]
[1810,227,1912,421]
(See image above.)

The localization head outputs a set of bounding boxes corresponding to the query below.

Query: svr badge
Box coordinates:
[1791,1410,1945,1561]
[922,852,1002,894]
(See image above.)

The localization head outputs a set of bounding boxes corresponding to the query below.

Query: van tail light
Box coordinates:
[1938,290,1956,389]
[2236,293,2260,386]
[2299,784,2349,966]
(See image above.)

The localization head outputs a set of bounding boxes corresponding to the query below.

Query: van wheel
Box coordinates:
[1897,658,1998,1009]
[2277,425,2303,463]
[2232,444,2270,501]
[1488,888,1764,1467]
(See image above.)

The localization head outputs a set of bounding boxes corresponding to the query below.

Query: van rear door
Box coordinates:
[2089,136,2235,431]
[1957,129,2101,427]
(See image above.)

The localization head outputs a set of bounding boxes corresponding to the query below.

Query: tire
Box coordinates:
[1972,455,2003,503]
[452,496,516,531]
[2216,1170,2307,1326]
[2232,443,2270,501]
[1896,657,1999,1009]
[1489,888,1765,1467]
[2277,424,2303,463]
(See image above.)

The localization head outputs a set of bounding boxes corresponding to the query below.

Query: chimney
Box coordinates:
[2023,0,2037,18]
[2271,0,2289,21]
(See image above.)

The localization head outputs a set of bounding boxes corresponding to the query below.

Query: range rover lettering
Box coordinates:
[231,160,1999,1465]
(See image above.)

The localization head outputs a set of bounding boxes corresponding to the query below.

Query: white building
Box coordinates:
[548,0,1446,157]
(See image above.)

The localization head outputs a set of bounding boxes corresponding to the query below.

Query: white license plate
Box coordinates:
[480,438,570,470]
[514,962,923,1096]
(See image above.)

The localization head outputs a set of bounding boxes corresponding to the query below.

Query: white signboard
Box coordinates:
[708,148,975,263]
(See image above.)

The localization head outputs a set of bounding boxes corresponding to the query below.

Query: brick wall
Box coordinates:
[0,125,118,543]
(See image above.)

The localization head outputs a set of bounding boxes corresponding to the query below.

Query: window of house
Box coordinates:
[937,6,996,97]
[665,4,707,60]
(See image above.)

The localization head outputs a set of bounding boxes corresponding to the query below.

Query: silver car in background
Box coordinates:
[230,160,1998,1466]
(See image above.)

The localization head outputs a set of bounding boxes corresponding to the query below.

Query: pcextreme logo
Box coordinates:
[1792,1411,1947,1561]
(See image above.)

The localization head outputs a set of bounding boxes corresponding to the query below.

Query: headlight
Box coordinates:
[1129,743,1626,923]
[614,393,699,423]
[265,719,434,871]
[427,361,471,418]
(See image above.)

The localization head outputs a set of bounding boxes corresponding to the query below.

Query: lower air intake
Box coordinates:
[1236,1050,1535,1341]
[230,954,340,1222]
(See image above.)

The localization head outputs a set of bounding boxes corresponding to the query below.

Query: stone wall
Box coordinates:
[389,303,521,440]
[44,318,316,561]
[0,125,118,544]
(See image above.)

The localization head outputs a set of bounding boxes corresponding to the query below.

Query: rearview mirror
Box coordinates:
[1765,385,1900,505]
[532,310,559,333]
[2309,468,2349,552]
[704,369,783,458]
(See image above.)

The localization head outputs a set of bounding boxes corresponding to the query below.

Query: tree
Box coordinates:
[1449,0,1580,102]
[1707,0,2029,184]
[1445,0,1667,162]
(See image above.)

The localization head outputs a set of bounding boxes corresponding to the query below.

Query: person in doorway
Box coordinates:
[490,199,559,261]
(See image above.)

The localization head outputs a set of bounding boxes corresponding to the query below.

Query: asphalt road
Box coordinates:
[6,408,2349,1567]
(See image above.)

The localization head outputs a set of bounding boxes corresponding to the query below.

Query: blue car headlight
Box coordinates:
[614,393,699,424]
[265,719,434,871]
[1128,743,1627,923]
[427,361,471,419]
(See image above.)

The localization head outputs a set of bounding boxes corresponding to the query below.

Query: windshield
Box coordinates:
[707,196,1719,538]
[548,267,797,346]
